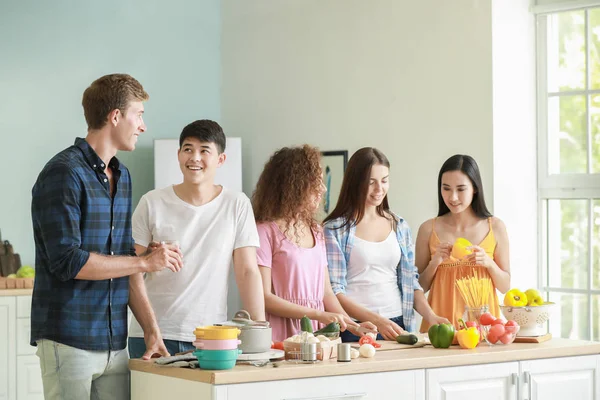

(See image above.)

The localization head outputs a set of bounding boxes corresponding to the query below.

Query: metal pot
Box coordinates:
[217,310,272,354]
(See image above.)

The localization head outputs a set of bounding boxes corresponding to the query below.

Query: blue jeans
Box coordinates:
[340,315,406,343]
[127,337,195,359]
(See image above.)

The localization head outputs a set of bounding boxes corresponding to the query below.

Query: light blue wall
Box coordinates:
[0,0,221,265]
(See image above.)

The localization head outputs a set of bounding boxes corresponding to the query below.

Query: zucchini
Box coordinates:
[314,322,340,335]
[396,334,419,345]
[300,315,313,333]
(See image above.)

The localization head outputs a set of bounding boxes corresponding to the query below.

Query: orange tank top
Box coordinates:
[419,217,501,333]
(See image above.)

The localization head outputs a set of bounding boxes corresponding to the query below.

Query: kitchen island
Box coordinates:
[129,338,600,400]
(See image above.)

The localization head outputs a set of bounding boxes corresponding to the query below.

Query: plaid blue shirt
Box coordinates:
[324,214,423,332]
[30,137,135,351]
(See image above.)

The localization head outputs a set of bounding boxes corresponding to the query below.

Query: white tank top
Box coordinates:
[346,230,403,318]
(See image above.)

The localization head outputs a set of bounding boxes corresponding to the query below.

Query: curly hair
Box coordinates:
[252,145,323,239]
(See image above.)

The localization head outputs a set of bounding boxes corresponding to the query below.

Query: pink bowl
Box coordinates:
[193,338,241,350]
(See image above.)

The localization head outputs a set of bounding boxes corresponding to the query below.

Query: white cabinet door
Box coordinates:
[426,362,519,400]
[16,356,43,400]
[16,319,34,357]
[223,370,425,400]
[0,297,16,400]
[520,355,600,400]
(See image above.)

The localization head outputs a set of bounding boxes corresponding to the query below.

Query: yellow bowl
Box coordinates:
[194,326,241,340]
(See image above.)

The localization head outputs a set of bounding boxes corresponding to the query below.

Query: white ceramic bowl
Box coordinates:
[500,302,556,337]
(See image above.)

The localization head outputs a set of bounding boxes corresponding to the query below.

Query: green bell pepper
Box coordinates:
[428,323,455,348]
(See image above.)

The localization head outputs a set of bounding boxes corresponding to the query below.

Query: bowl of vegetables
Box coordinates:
[479,312,520,345]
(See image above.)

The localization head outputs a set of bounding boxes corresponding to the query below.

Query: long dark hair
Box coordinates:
[437,154,492,218]
[323,147,393,229]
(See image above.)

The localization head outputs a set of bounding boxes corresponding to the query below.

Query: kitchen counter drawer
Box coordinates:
[224,370,425,400]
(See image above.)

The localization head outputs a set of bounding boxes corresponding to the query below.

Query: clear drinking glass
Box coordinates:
[463,305,489,344]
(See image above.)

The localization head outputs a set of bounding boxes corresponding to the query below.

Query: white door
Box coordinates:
[16,355,43,400]
[223,370,425,400]
[426,362,519,400]
[0,297,16,400]
[520,355,600,400]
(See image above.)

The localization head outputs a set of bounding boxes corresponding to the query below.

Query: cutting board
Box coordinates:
[351,340,428,351]
[513,333,552,343]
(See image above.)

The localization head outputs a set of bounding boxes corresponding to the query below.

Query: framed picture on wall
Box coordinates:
[318,150,348,222]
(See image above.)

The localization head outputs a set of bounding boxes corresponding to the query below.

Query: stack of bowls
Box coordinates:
[192,326,242,370]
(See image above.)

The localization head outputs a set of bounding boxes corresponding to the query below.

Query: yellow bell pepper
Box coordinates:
[456,319,480,349]
[504,289,528,307]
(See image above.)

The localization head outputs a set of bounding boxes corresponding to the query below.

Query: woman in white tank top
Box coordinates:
[324,148,450,341]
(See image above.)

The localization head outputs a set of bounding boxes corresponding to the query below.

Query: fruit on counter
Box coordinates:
[456,319,480,349]
[300,315,313,333]
[451,237,473,259]
[465,321,478,329]
[359,343,376,358]
[479,312,496,326]
[504,288,528,307]
[396,334,419,345]
[16,265,35,278]
[524,289,543,306]
[6,274,17,279]
[358,335,381,348]
[504,320,519,334]
[350,348,360,359]
[483,319,520,344]
[272,341,285,350]
[428,323,455,349]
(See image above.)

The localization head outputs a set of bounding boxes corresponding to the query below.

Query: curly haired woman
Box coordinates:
[252,145,377,342]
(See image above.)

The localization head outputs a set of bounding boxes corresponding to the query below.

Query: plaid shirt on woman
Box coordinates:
[324,214,423,332]
[30,137,135,351]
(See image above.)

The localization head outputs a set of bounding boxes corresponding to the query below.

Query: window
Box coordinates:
[537,6,600,341]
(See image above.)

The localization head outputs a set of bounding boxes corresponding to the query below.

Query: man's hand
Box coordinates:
[142,331,170,360]
[142,243,183,273]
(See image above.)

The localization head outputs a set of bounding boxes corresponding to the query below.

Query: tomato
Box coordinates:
[372,341,382,348]
[486,332,499,344]
[466,321,478,329]
[499,333,514,344]
[489,324,506,338]
[491,318,506,326]
[479,312,496,326]
[504,320,519,334]
[272,341,285,350]
[359,336,375,345]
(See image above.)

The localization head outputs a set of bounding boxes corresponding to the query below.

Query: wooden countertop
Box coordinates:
[129,338,600,385]
[0,289,33,296]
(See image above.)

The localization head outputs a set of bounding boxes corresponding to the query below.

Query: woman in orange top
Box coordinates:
[416,155,510,332]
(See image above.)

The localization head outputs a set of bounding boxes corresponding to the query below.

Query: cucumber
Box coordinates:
[300,315,313,333]
[314,322,340,335]
[396,334,419,345]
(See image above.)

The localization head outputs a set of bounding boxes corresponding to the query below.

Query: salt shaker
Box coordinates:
[301,342,317,362]
[337,343,351,362]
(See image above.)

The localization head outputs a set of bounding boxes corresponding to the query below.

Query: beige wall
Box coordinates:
[221,0,494,231]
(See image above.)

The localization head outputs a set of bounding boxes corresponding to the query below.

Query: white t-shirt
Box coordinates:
[346,230,403,319]
[129,185,260,342]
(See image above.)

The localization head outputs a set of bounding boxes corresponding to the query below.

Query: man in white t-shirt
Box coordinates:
[128,119,266,359]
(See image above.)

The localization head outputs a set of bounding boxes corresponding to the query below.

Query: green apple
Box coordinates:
[6,274,17,279]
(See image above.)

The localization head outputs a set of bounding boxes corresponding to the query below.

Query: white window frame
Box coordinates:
[535,2,600,340]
